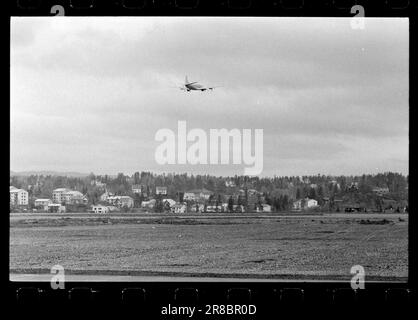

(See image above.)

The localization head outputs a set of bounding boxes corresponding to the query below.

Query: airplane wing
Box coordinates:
[208,86,223,90]
[196,86,222,91]
[169,85,186,91]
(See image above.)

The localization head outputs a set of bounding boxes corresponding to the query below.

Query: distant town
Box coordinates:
[10,171,408,214]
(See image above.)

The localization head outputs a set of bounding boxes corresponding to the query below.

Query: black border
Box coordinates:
[6,0,417,314]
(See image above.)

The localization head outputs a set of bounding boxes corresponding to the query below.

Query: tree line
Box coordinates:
[10,171,408,209]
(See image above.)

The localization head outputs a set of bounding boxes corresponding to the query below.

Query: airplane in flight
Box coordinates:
[174,76,221,92]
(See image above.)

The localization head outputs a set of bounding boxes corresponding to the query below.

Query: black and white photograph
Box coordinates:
[10,17,408,282]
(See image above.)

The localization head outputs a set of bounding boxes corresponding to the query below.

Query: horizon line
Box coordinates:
[10,169,409,178]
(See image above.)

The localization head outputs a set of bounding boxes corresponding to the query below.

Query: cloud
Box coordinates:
[10,17,409,176]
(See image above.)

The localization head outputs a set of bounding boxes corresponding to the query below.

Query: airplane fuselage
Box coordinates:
[185,83,208,91]
[182,76,216,91]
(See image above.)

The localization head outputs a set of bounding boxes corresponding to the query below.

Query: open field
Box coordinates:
[10,213,408,281]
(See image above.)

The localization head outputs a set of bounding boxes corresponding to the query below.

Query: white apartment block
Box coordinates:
[10,187,29,206]
[53,188,87,205]
[52,188,69,204]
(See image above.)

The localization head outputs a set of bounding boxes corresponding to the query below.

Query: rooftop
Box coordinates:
[186,188,213,194]
[65,190,84,196]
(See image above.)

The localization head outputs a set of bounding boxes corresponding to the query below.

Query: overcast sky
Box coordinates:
[10,17,409,177]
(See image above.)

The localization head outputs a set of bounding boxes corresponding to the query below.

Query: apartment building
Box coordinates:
[10,186,28,206]
[107,195,134,208]
[52,188,87,205]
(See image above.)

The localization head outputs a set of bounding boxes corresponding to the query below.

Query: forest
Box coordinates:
[10,171,408,212]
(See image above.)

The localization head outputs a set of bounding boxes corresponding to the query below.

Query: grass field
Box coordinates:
[10,213,408,281]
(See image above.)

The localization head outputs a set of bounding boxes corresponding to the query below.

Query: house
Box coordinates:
[171,203,186,214]
[225,180,236,187]
[135,185,150,198]
[292,199,303,211]
[190,203,205,213]
[261,204,272,212]
[206,205,220,213]
[10,187,29,207]
[305,198,318,208]
[141,199,156,209]
[100,191,114,202]
[184,188,213,202]
[107,196,134,208]
[162,199,176,212]
[156,186,167,196]
[132,184,141,193]
[48,203,66,213]
[162,199,176,207]
[34,198,52,210]
[91,205,109,214]
[119,196,134,208]
[183,192,197,201]
[232,204,245,213]
[221,203,229,212]
[292,198,318,211]
[63,190,87,205]
[91,180,106,188]
[132,184,144,194]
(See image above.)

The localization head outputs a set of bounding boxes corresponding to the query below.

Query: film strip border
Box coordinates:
[8,0,417,313]
[9,282,414,314]
[10,0,418,16]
